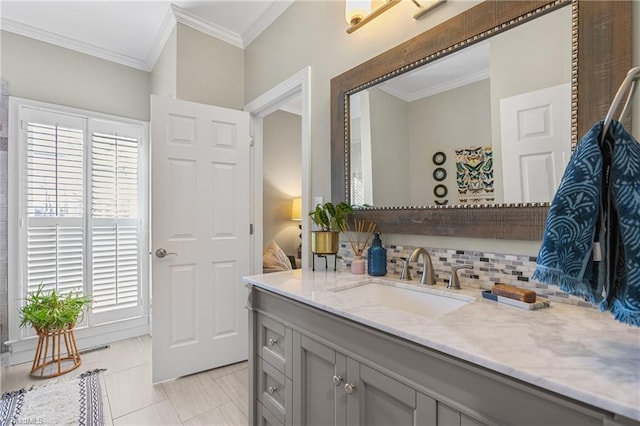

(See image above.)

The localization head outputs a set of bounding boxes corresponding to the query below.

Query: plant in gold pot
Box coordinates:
[19,285,92,378]
[309,202,353,254]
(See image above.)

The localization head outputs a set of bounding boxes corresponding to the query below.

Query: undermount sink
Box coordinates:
[335,281,474,318]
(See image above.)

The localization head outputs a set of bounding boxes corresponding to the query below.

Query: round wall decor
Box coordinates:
[433,167,447,181]
[432,152,446,165]
[433,184,448,198]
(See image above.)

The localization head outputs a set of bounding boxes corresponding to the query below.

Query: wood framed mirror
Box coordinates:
[331,0,631,240]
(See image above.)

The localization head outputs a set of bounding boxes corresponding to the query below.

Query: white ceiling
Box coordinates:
[0,0,294,71]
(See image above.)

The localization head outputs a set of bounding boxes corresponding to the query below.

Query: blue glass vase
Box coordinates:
[367,233,387,276]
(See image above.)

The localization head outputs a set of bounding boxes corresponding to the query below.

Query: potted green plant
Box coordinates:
[309,201,353,254]
[19,285,92,378]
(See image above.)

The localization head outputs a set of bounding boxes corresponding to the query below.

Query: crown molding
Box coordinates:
[380,69,490,102]
[1,17,149,71]
[171,4,243,49]
[2,2,292,72]
[242,0,294,47]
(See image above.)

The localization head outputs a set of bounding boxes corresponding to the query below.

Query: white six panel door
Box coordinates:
[500,83,571,203]
[151,95,250,383]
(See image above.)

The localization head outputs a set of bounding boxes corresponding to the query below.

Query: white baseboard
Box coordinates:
[5,317,150,366]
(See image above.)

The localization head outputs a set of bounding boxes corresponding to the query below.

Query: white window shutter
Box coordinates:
[25,112,85,297]
[19,107,144,327]
[90,125,141,315]
[26,224,84,296]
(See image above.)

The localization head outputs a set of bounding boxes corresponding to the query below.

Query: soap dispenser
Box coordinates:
[367,232,387,276]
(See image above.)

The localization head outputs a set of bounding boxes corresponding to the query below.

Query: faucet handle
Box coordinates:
[395,258,411,281]
[448,265,474,289]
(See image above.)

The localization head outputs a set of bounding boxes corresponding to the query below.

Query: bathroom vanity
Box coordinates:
[244,270,640,426]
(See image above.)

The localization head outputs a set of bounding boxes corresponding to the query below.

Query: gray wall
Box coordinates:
[263,110,302,256]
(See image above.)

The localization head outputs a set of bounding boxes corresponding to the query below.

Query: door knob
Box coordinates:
[344,383,356,394]
[332,375,344,386]
[155,248,177,258]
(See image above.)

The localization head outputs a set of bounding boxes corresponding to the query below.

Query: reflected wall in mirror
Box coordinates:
[330,0,632,240]
[349,6,572,207]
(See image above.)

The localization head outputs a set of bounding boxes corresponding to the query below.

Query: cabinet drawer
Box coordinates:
[258,358,292,425]
[257,401,284,426]
[258,314,291,375]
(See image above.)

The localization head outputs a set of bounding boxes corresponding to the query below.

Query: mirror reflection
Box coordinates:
[349,5,572,207]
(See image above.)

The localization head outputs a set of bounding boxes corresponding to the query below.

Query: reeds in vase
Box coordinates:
[343,219,376,257]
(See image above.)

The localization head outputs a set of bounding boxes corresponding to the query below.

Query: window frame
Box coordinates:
[8,97,150,354]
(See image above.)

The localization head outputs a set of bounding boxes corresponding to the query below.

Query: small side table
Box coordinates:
[31,325,82,378]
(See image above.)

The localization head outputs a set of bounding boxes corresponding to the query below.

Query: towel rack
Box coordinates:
[601,66,640,143]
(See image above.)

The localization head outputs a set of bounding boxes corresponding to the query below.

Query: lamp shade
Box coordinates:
[291,197,302,221]
[346,0,371,25]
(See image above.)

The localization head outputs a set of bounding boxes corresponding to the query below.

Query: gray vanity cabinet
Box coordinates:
[248,286,629,426]
[292,332,444,426]
[345,358,439,425]
[292,332,347,424]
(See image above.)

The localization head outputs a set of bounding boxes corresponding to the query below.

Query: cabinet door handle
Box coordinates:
[344,383,356,394]
[332,375,344,386]
[268,338,278,346]
[268,386,278,395]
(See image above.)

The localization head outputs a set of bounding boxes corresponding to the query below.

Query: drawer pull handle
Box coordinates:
[268,386,278,395]
[268,338,278,346]
[332,375,344,386]
[344,383,356,394]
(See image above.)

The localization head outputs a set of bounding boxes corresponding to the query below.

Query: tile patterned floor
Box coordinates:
[1,335,249,425]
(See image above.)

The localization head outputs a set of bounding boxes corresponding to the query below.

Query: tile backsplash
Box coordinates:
[338,241,594,308]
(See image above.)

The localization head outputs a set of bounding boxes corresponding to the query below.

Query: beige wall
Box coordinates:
[1,23,244,119]
[263,110,302,256]
[176,24,244,109]
[408,79,492,205]
[369,88,411,205]
[247,0,638,256]
[245,0,481,203]
[151,28,177,99]
[0,31,150,121]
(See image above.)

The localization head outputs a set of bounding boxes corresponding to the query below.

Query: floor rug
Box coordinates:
[0,369,105,426]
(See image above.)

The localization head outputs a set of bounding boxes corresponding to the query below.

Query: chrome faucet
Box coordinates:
[403,248,435,285]
[448,265,474,289]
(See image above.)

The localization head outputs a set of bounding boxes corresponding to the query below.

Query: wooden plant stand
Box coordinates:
[30,325,81,378]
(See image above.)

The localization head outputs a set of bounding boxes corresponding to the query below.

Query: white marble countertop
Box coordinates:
[243,269,640,421]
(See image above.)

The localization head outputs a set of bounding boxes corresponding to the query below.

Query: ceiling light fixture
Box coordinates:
[346,0,402,34]
[412,0,447,20]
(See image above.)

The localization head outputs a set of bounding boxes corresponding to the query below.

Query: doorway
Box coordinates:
[263,107,302,263]
[245,67,311,272]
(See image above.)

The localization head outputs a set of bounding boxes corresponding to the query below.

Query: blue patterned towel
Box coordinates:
[532,120,640,326]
